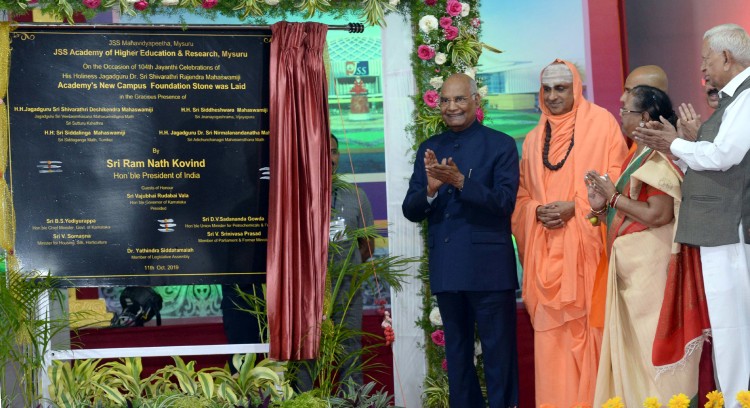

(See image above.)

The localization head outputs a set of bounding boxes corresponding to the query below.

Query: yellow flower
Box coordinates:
[705,390,724,408]
[668,393,691,408]
[603,397,624,408]
[737,390,750,408]
[644,396,662,408]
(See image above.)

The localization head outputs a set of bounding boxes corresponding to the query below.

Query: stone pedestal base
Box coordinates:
[349,94,370,120]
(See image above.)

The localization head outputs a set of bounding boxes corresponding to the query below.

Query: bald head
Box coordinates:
[443,73,478,93]
[620,65,668,104]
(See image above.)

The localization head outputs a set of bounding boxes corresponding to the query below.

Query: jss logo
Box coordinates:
[345,61,369,76]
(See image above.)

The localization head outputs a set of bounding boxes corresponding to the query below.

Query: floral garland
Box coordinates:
[408,0,487,151]
[1,0,400,27]
[407,0,488,401]
[602,390,750,408]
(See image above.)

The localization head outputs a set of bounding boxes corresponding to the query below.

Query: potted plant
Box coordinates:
[0,261,79,408]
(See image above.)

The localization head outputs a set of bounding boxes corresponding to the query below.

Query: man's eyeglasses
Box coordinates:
[439,94,476,107]
[619,107,643,115]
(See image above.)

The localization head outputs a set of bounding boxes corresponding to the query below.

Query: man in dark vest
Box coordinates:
[634,23,750,405]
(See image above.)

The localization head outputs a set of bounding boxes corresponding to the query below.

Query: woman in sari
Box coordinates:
[586,85,710,405]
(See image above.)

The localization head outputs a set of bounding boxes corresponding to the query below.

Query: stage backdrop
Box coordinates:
[8,26,270,287]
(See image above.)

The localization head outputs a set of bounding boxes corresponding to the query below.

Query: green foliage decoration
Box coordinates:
[46,354,292,407]
[221,353,293,403]
[96,356,157,402]
[278,392,328,408]
[0,0,404,27]
[446,30,484,70]
[328,378,394,408]
[47,358,109,408]
[406,1,497,405]
[0,266,90,407]
[224,191,414,405]
[408,0,488,147]
[291,199,413,398]
[421,374,449,408]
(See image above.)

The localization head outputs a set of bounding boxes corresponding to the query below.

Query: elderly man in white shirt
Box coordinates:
[634,23,750,406]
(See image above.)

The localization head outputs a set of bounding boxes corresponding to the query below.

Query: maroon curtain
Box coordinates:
[267,21,331,361]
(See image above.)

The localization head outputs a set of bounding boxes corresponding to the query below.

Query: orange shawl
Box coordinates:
[513,59,628,332]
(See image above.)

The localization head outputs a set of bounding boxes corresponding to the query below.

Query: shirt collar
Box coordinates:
[448,119,481,137]
[720,66,750,98]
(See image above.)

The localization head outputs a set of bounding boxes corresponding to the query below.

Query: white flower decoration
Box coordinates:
[429,76,444,89]
[464,67,476,79]
[389,0,399,5]
[434,52,447,65]
[264,0,279,5]
[418,15,439,34]
[161,0,178,5]
[460,2,470,17]
[477,85,488,97]
[428,308,442,326]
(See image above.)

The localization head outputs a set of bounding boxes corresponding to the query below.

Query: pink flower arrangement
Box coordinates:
[444,26,459,41]
[82,0,100,8]
[446,0,463,17]
[423,90,440,108]
[134,0,148,10]
[201,0,217,8]
[414,0,492,388]
[417,44,436,61]
[431,329,446,346]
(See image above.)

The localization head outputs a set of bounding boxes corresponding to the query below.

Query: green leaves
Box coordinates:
[3,0,407,27]
[422,374,450,408]
[232,0,264,20]
[413,106,446,146]
[98,356,158,401]
[48,358,108,406]
[47,354,293,407]
[0,269,73,407]
[295,0,331,19]
[360,0,396,27]
[446,31,483,70]
[329,378,394,408]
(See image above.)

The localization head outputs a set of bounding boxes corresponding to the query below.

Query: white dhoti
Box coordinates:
[701,224,750,407]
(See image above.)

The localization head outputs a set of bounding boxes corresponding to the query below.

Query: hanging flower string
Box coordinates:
[588,392,750,408]
[381,311,395,346]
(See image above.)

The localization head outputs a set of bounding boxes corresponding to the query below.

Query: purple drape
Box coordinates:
[267,21,331,361]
